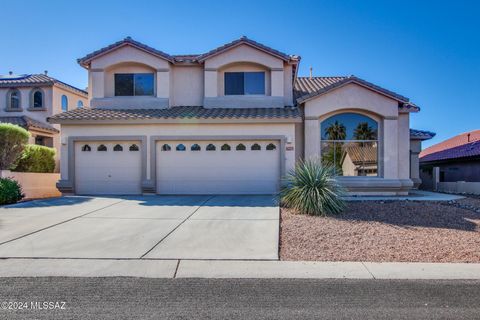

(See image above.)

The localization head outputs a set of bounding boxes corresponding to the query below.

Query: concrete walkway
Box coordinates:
[0,259,479,279]
[343,190,465,201]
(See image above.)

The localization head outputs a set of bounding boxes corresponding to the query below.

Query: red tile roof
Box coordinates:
[0,74,87,95]
[48,106,302,123]
[420,140,480,163]
[0,116,59,133]
[78,36,299,67]
[294,76,419,111]
[420,130,480,159]
[196,36,297,62]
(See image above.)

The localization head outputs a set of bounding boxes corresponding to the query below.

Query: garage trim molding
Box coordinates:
[147,135,287,194]
[57,135,148,193]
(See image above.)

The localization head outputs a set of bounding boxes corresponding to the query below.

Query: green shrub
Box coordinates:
[281,159,346,216]
[0,178,24,205]
[0,124,30,170]
[13,144,56,173]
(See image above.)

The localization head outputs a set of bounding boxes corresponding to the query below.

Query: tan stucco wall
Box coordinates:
[90,45,170,70]
[85,43,295,108]
[1,86,53,122]
[88,45,171,105]
[59,123,296,183]
[1,86,86,171]
[52,86,88,114]
[171,65,203,106]
[410,139,422,187]
[0,170,61,199]
[202,44,291,107]
[302,83,412,194]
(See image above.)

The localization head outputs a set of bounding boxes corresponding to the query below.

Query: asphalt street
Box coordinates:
[0,278,479,319]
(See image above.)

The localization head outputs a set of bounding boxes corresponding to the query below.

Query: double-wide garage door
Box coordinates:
[74,139,280,195]
[156,140,280,195]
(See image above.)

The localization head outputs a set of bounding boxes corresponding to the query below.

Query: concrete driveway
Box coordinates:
[0,195,279,260]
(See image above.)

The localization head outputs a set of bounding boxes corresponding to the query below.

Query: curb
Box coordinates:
[1,259,480,280]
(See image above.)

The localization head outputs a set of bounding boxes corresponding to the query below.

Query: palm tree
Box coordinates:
[324,121,346,140]
[353,122,376,140]
[323,121,346,175]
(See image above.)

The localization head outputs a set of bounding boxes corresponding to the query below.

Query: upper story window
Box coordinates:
[7,89,21,110]
[77,100,84,108]
[32,89,43,108]
[61,95,68,112]
[320,113,379,177]
[224,72,265,95]
[114,73,154,96]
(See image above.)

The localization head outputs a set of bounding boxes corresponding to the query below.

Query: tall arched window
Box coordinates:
[321,113,378,177]
[61,95,68,112]
[77,100,84,108]
[7,89,21,110]
[31,89,43,108]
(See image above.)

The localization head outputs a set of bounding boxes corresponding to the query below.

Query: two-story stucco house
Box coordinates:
[48,36,432,195]
[0,72,88,169]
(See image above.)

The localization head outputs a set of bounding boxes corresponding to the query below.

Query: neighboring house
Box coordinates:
[0,73,88,169]
[340,144,378,177]
[420,130,480,190]
[48,36,430,195]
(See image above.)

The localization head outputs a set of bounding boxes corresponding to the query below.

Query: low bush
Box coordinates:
[0,178,24,205]
[13,144,56,173]
[281,159,346,216]
[0,124,30,170]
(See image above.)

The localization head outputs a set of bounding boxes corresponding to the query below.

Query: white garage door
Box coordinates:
[75,141,142,195]
[156,140,280,195]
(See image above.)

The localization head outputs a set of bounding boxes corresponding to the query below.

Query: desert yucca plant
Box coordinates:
[281,159,346,216]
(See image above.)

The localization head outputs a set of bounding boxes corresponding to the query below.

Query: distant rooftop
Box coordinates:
[0,73,87,96]
[420,129,480,158]
[420,140,480,163]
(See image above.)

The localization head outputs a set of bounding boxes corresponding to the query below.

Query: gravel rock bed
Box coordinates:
[280,199,480,262]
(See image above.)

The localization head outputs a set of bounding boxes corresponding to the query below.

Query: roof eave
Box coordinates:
[47,117,302,125]
[297,77,414,112]
[196,39,292,63]
[77,41,175,68]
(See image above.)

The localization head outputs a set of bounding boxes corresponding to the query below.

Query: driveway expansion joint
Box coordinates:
[139,195,216,259]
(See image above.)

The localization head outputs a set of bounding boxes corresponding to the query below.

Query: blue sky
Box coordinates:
[1,0,478,147]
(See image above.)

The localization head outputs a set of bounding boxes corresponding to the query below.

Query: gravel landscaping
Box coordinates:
[280,198,480,262]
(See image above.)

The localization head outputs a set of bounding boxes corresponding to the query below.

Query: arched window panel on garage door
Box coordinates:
[129,144,140,151]
[266,143,276,150]
[113,144,123,151]
[161,144,171,151]
[206,144,216,151]
[251,143,261,151]
[236,143,246,151]
[191,144,201,151]
[97,144,107,151]
[221,144,231,151]
[81,144,91,152]
[176,144,186,151]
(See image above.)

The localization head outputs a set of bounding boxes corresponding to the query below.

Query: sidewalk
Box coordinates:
[1,259,479,279]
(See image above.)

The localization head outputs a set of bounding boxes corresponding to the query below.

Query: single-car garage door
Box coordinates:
[75,141,142,195]
[156,140,280,195]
